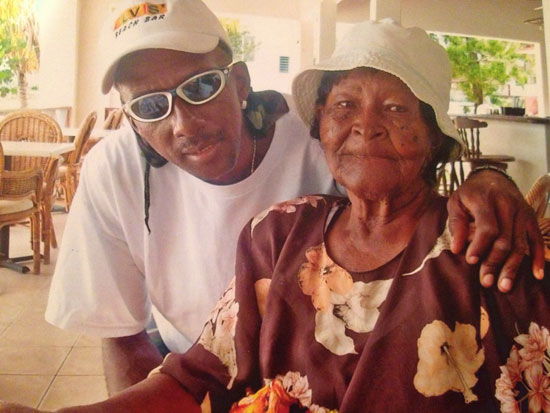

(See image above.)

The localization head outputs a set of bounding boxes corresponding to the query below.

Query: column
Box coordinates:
[299,0,337,69]
[370,0,401,22]
[541,0,550,116]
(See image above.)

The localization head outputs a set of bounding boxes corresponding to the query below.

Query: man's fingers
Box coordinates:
[464,206,500,265]
[493,251,525,293]
[528,217,546,280]
[447,193,472,255]
[476,197,516,279]
[477,236,513,290]
[479,207,544,292]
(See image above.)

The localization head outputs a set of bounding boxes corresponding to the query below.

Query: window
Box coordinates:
[279,56,289,73]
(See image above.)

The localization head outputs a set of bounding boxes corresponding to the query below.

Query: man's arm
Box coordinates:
[447,169,545,292]
[1,373,200,412]
[102,330,164,395]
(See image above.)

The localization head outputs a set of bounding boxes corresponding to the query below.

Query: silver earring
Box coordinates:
[241,100,248,110]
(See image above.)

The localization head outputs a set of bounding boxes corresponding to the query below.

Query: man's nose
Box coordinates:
[171,97,207,136]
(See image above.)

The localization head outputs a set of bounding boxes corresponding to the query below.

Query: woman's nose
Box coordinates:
[352,106,386,140]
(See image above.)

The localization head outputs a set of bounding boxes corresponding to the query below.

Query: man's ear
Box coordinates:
[230,61,251,102]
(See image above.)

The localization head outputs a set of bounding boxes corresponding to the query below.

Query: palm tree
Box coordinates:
[0,0,40,108]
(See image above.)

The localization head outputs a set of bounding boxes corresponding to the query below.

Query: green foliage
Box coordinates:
[439,35,531,113]
[0,0,40,106]
[220,18,259,62]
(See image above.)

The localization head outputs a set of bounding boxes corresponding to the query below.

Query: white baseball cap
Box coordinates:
[100,0,232,94]
[292,19,463,155]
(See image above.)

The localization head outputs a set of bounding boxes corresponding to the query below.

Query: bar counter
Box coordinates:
[451,114,550,193]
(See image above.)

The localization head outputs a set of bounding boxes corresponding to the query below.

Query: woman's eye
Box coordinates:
[388,104,406,112]
[336,101,354,109]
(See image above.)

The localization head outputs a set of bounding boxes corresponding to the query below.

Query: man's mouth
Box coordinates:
[182,140,220,158]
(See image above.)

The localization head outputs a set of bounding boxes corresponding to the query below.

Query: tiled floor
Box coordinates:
[0,211,108,409]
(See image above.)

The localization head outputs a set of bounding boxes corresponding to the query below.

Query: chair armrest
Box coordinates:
[43,157,60,196]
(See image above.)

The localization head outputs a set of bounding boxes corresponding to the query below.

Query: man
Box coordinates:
[45,0,543,395]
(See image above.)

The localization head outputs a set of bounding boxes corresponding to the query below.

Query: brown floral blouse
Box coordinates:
[159,195,550,413]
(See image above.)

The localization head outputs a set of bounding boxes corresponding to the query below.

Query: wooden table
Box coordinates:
[2,141,75,157]
[61,127,111,142]
[0,141,75,273]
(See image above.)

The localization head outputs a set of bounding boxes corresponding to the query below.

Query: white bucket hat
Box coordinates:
[292,19,463,155]
[100,0,232,94]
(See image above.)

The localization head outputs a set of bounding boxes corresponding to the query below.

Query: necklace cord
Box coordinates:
[250,138,257,174]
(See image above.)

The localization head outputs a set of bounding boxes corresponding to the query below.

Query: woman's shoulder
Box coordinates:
[249,195,346,234]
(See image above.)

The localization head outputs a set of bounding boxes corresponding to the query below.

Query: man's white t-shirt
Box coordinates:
[45,110,336,352]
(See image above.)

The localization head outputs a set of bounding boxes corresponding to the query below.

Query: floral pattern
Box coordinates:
[230,379,297,412]
[158,196,550,411]
[414,320,485,403]
[198,277,239,389]
[262,372,337,412]
[254,278,271,318]
[402,220,452,276]
[480,306,490,339]
[251,196,326,235]
[298,243,392,355]
[267,371,313,407]
[495,322,550,413]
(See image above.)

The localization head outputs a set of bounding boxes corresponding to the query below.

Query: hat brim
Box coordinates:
[292,55,464,158]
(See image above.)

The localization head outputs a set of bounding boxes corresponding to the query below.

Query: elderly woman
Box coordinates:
[4,19,549,413]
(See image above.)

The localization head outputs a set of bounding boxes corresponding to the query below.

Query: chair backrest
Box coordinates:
[0,141,42,201]
[70,111,97,165]
[0,110,63,172]
[525,174,550,219]
[0,142,5,190]
[103,107,124,130]
[454,117,488,159]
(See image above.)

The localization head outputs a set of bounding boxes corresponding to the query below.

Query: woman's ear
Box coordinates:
[230,61,251,103]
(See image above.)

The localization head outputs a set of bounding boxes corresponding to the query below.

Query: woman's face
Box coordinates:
[318,68,436,200]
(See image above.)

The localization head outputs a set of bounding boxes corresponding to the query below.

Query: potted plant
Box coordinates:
[501,97,525,116]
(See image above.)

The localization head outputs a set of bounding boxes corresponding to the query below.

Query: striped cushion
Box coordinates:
[0,199,33,214]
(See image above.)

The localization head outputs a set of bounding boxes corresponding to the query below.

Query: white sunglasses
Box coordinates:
[123,67,231,123]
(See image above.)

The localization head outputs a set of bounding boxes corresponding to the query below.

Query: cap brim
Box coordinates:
[101,32,221,94]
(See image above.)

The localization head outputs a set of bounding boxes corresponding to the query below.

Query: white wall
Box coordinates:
[217,14,301,94]
[76,0,114,126]
[470,119,550,194]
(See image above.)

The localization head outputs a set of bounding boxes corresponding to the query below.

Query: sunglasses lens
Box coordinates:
[180,71,223,103]
[130,94,170,121]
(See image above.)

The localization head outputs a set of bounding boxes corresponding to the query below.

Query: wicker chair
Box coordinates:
[58,111,97,211]
[525,174,550,261]
[0,142,43,274]
[0,110,62,264]
[103,107,124,130]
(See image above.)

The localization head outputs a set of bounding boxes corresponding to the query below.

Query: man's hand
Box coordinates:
[447,169,545,292]
[0,401,41,412]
